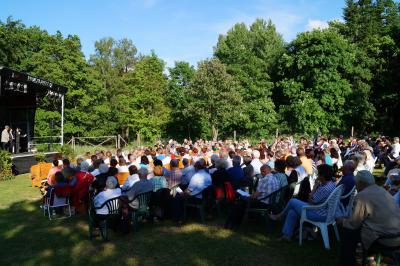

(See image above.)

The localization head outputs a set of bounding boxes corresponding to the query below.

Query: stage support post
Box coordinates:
[61,95,64,146]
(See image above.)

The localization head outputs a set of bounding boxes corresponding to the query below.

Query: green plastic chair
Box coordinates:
[130,191,153,232]
[88,196,121,241]
[244,185,288,232]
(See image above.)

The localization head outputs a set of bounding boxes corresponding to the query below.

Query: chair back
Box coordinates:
[134,191,152,213]
[97,197,121,215]
[340,186,357,216]
[47,187,69,207]
[223,182,235,202]
[325,185,344,223]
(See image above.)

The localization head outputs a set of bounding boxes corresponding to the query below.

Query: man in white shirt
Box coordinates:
[94,176,121,215]
[392,137,400,158]
[250,150,263,175]
[186,159,212,199]
[1,125,10,150]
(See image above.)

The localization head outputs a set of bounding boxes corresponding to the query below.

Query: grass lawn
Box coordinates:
[0,175,340,266]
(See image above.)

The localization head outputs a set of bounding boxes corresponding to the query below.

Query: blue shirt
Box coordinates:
[325,155,333,166]
[181,165,195,185]
[188,169,212,198]
[338,174,355,206]
[227,166,244,188]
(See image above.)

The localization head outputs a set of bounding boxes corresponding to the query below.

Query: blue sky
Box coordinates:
[1,0,345,67]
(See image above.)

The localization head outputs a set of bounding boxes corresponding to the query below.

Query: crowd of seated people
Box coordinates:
[40,135,400,265]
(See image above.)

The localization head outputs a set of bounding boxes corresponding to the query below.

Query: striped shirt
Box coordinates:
[151,176,167,192]
[310,181,336,216]
[256,173,280,205]
[165,169,182,189]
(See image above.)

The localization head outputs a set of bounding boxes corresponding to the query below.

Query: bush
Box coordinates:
[34,153,46,163]
[0,150,14,181]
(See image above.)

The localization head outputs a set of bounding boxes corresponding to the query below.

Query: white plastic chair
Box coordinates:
[43,187,71,220]
[339,186,357,216]
[299,185,344,250]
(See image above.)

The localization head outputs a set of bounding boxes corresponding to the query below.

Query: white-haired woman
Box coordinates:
[93,176,121,216]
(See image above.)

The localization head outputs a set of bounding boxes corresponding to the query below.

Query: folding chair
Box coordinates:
[43,187,71,220]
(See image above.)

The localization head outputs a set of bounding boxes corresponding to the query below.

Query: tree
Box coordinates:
[166,61,198,140]
[188,58,243,140]
[277,29,374,135]
[122,52,170,141]
[215,18,285,138]
[89,37,138,137]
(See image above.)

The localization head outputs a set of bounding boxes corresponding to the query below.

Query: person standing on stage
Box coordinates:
[1,125,10,151]
[8,127,15,153]
[14,128,25,154]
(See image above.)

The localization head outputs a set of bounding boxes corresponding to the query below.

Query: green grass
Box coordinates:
[0,175,339,266]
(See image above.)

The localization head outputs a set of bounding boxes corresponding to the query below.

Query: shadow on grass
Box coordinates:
[0,199,339,266]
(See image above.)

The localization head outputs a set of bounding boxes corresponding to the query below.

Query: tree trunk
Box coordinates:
[212,125,218,142]
[125,127,130,140]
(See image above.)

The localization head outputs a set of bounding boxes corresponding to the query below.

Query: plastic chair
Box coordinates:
[43,187,71,220]
[130,191,153,232]
[299,185,344,249]
[88,196,121,241]
[340,186,357,216]
[244,186,288,232]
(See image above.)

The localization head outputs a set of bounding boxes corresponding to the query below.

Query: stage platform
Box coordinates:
[11,152,60,174]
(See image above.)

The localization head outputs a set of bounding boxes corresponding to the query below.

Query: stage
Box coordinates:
[11,152,60,174]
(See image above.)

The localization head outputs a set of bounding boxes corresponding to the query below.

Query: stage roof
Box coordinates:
[0,66,67,98]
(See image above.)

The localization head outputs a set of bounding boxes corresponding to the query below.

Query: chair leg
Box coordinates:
[299,220,303,246]
[199,207,205,224]
[264,214,273,233]
[100,220,108,241]
[132,212,137,232]
[319,225,330,250]
[67,204,72,218]
[376,253,381,265]
[48,207,52,220]
[333,223,340,242]
[183,204,187,221]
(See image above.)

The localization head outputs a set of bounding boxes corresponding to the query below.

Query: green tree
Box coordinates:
[166,61,198,140]
[342,0,400,134]
[215,18,285,138]
[188,58,243,140]
[277,29,374,135]
[122,52,170,141]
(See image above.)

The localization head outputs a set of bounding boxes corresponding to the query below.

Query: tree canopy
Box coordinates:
[1,1,399,141]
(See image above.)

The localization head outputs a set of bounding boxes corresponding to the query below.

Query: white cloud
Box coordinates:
[306,19,329,31]
[212,10,304,42]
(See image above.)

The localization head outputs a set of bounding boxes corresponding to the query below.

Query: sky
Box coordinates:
[1,0,345,68]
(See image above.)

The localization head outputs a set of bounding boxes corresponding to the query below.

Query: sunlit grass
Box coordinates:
[0,175,339,266]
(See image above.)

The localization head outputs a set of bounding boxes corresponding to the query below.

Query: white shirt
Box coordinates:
[392,143,400,158]
[118,165,129,173]
[121,174,139,190]
[251,159,263,175]
[1,129,9,143]
[94,188,121,215]
[91,169,100,177]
